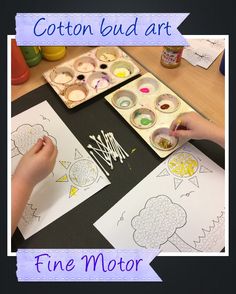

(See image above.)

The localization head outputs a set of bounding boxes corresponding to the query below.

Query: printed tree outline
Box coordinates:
[11,123,57,158]
[131,195,201,252]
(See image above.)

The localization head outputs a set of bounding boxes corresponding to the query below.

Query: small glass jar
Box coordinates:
[160,46,184,69]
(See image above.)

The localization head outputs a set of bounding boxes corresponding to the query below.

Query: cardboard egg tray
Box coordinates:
[43,47,140,109]
[105,72,196,158]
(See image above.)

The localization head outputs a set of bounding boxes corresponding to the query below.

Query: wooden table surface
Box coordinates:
[11,45,225,127]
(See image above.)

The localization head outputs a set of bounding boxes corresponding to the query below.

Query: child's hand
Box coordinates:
[169,112,214,140]
[13,136,58,189]
[169,112,224,148]
[11,136,57,234]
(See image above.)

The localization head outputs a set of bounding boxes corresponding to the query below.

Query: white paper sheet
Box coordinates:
[94,143,225,252]
[11,101,110,239]
[182,39,225,69]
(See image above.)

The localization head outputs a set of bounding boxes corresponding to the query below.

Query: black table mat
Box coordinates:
[11,82,224,251]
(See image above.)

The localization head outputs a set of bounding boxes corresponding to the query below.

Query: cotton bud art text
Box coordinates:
[15,13,189,46]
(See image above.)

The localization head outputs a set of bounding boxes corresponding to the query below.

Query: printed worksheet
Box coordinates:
[12,101,110,239]
[182,39,225,69]
[94,143,225,253]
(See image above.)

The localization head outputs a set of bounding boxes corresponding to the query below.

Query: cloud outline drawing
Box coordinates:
[11,123,57,158]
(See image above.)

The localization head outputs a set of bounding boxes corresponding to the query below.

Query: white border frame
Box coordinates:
[7,35,229,257]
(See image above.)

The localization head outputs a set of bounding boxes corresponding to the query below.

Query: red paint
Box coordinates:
[140,87,150,93]
[160,104,170,110]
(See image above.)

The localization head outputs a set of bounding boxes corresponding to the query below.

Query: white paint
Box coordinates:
[68,89,86,101]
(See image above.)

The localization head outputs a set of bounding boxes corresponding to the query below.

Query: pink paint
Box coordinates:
[139,87,150,93]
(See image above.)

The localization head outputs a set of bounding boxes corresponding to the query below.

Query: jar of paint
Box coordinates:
[41,46,66,61]
[20,46,42,67]
[160,46,184,69]
[11,39,30,85]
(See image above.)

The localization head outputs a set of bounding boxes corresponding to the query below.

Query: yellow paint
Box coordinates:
[69,185,78,197]
[131,148,136,154]
[115,72,127,78]
[56,174,68,182]
[114,68,130,78]
[168,153,198,177]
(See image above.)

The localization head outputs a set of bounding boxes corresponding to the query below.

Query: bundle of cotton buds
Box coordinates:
[87,130,129,176]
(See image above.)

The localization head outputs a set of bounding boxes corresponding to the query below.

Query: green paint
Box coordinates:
[141,118,152,125]
[134,111,142,118]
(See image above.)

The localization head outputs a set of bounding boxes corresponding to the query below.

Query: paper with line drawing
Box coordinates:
[11,101,110,239]
[94,143,225,253]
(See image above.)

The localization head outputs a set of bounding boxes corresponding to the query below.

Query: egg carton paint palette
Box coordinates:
[105,72,196,158]
[43,47,140,109]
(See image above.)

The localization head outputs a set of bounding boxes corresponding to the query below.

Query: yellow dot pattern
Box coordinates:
[168,152,198,177]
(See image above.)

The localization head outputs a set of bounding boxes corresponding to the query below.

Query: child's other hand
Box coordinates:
[13,136,58,189]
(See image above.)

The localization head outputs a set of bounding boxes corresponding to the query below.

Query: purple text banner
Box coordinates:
[15,13,189,46]
[17,249,162,282]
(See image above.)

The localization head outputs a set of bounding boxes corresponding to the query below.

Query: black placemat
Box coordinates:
[11,82,224,251]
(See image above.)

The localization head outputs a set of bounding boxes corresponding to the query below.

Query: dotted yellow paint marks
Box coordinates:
[168,153,198,177]
[56,174,68,182]
[69,186,78,197]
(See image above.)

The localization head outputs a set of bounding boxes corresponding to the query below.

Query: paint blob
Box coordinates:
[141,118,152,125]
[156,94,180,113]
[77,74,85,80]
[76,62,95,72]
[54,72,73,83]
[132,109,156,129]
[68,89,86,101]
[117,97,132,108]
[139,87,150,93]
[113,68,130,78]
[99,53,116,62]
[91,77,110,89]
[100,64,108,69]
[160,104,170,110]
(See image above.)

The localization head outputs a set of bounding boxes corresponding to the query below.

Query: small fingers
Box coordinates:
[28,138,44,154]
[171,129,192,138]
[170,119,179,132]
[40,136,56,157]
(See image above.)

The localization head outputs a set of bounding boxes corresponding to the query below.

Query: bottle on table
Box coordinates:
[41,46,66,61]
[11,39,30,85]
[160,46,184,69]
[20,46,42,67]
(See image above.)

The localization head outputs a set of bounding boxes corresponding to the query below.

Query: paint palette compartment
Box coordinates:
[105,72,196,158]
[43,47,140,109]
[150,128,178,151]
